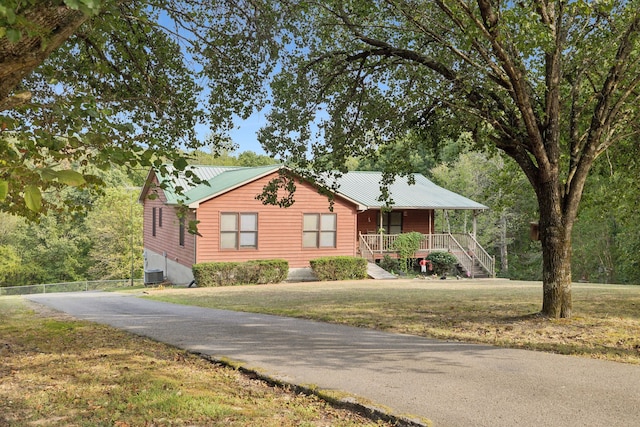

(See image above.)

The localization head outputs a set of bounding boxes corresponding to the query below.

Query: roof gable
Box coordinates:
[182,165,280,207]
[142,165,487,211]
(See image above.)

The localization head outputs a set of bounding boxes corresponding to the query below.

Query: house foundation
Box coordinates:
[144,249,194,285]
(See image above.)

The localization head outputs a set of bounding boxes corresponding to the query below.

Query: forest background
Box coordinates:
[1,131,638,288]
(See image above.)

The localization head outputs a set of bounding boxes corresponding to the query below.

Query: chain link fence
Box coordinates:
[0,279,145,296]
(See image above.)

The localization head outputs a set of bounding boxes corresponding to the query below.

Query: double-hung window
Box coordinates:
[303,213,336,248]
[220,213,258,249]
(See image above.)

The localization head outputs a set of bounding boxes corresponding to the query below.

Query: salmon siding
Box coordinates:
[356,210,435,235]
[194,173,357,268]
[142,176,197,268]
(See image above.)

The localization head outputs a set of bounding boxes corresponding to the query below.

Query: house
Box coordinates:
[139,164,493,284]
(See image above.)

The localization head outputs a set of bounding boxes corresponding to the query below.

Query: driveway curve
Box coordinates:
[27,291,640,427]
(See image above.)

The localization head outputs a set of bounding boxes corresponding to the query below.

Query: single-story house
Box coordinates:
[138,164,493,284]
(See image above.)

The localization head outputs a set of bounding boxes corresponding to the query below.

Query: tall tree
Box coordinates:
[1,1,205,219]
[193,1,640,318]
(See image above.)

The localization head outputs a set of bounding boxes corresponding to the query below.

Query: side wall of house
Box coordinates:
[142,174,196,284]
[195,173,358,268]
[356,209,435,235]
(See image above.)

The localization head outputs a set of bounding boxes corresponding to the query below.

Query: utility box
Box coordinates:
[144,269,164,285]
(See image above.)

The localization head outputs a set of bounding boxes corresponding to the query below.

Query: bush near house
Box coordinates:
[310,256,367,281]
[391,231,424,272]
[426,251,458,276]
[379,255,401,274]
[192,259,289,287]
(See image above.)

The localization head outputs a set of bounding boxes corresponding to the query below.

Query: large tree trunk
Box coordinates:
[538,182,573,318]
[0,2,87,111]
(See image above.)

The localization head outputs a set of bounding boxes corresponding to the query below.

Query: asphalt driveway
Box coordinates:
[27,291,640,427]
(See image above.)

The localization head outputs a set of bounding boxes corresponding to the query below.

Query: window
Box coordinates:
[220,213,258,249]
[378,211,403,234]
[303,213,336,248]
[159,208,163,228]
[179,217,185,247]
[152,207,157,237]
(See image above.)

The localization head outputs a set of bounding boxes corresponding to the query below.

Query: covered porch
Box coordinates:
[358,231,495,278]
[329,170,493,277]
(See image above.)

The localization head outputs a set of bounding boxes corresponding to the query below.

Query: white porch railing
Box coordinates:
[358,232,495,278]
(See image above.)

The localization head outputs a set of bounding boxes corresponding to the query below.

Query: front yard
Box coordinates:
[142,278,640,364]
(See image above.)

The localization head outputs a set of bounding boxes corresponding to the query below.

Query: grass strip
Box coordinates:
[142,279,640,364]
[0,296,394,427]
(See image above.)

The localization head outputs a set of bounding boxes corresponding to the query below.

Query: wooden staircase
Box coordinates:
[457,259,491,278]
[359,232,495,278]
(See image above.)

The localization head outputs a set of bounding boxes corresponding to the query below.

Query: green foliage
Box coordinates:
[188,149,278,167]
[309,256,367,281]
[1,1,206,219]
[570,139,640,284]
[11,213,91,285]
[391,232,424,273]
[0,167,145,285]
[86,187,143,280]
[426,252,458,276]
[0,244,21,286]
[379,255,400,275]
[192,260,289,287]
[355,132,436,178]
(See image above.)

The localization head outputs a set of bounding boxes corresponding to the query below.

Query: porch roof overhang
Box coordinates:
[329,171,489,211]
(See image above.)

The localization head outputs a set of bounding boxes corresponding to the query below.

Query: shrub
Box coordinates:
[309,256,367,281]
[247,259,289,284]
[192,259,289,287]
[379,255,400,274]
[426,251,458,276]
[391,232,424,272]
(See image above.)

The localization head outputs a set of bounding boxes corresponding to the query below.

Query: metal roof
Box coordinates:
[149,165,487,211]
[156,164,281,206]
[158,165,242,204]
[330,171,488,210]
[183,165,280,207]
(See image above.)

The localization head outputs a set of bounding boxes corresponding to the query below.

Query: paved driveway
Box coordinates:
[27,292,640,427]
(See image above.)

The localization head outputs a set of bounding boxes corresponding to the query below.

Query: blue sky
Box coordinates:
[195,110,267,155]
[229,111,267,154]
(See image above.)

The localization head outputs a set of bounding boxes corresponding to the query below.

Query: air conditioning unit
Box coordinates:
[144,269,164,285]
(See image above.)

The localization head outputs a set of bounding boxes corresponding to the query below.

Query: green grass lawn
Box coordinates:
[142,278,640,364]
[0,297,393,427]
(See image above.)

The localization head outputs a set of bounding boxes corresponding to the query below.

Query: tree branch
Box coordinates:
[0,3,88,107]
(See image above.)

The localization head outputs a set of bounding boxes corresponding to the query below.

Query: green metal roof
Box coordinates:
[183,165,280,207]
[330,171,488,210]
[157,165,236,204]
[152,165,487,211]
[157,164,280,206]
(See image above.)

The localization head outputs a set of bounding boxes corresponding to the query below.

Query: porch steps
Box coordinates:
[458,260,491,278]
[367,262,397,280]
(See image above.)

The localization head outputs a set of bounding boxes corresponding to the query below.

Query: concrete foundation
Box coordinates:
[143,249,194,285]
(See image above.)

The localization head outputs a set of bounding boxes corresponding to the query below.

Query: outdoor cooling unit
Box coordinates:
[144,269,164,285]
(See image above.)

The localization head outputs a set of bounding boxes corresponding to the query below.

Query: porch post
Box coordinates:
[379,210,384,253]
[428,210,432,250]
[472,210,478,238]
